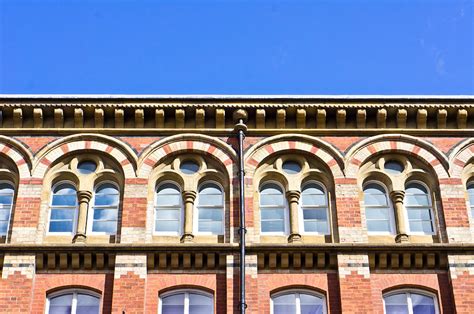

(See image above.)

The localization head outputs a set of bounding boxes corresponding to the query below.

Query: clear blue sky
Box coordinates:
[0,0,473,95]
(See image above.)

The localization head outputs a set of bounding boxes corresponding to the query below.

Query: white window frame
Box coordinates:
[466,182,474,221]
[158,289,214,314]
[383,288,439,314]
[87,181,120,235]
[47,181,79,236]
[0,180,15,237]
[194,181,225,235]
[153,181,184,236]
[270,289,327,314]
[363,181,396,235]
[45,288,101,314]
[299,181,330,235]
[259,181,289,235]
[404,180,437,235]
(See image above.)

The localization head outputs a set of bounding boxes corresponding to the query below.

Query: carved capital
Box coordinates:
[77,190,93,203]
[180,233,194,243]
[395,233,409,243]
[182,190,197,204]
[288,233,302,243]
[286,190,301,204]
[72,233,87,244]
[390,190,405,204]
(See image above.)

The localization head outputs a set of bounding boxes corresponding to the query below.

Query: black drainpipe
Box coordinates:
[236,118,247,314]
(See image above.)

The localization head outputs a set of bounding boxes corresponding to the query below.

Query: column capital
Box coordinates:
[286,190,301,203]
[77,190,93,203]
[390,190,405,203]
[182,190,197,203]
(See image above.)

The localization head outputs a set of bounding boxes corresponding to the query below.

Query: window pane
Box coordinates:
[95,183,118,195]
[303,208,327,220]
[198,209,223,221]
[198,221,223,234]
[273,294,296,314]
[197,194,223,206]
[49,294,73,314]
[189,293,213,314]
[304,221,329,234]
[0,195,13,205]
[367,220,391,232]
[366,207,390,220]
[409,220,433,233]
[260,193,284,206]
[156,209,180,220]
[156,184,181,206]
[261,208,285,220]
[94,193,119,206]
[407,208,431,220]
[301,193,326,206]
[49,221,74,233]
[92,221,117,233]
[0,183,14,193]
[468,185,474,204]
[76,294,100,314]
[93,208,118,220]
[406,183,428,194]
[411,294,435,314]
[52,195,77,206]
[199,183,221,195]
[180,161,200,174]
[0,208,11,221]
[0,221,7,234]
[364,193,388,206]
[405,195,430,206]
[53,184,76,194]
[51,209,75,220]
[156,220,180,233]
[262,220,285,232]
[300,293,324,314]
[385,293,409,314]
[162,293,185,314]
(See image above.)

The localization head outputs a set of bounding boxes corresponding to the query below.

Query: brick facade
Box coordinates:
[0,96,473,313]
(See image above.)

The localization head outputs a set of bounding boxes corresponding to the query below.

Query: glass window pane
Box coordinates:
[76,294,100,314]
[260,193,284,206]
[180,161,200,174]
[92,221,117,233]
[189,293,213,314]
[260,183,283,195]
[49,221,74,233]
[367,220,391,232]
[405,195,430,206]
[300,293,324,314]
[95,183,118,195]
[0,221,8,234]
[0,195,13,205]
[364,193,388,206]
[406,183,428,194]
[52,195,77,206]
[384,160,404,175]
[302,193,326,206]
[94,194,119,206]
[468,185,474,204]
[198,194,223,206]
[77,161,97,174]
[51,209,75,220]
[162,293,185,314]
[407,208,431,220]
[411,293,435,314]
[365,207,390,220]
[261,207,285,220]
[198,209,223,221]
[303,208,327,220]
[273,294,296,314]
[0,208,11,221]
[199,183,221,195]
[156,220,180,232]
[282,161,302,174]
[262,220,285,232]
[385,293,409,314]
[156,209,180,220]
[0,183,14,193]
[409,220,433,233]
[49,294,73,314]
[53,184,76,195]
[93,208,118,220]
[156,194,181,206]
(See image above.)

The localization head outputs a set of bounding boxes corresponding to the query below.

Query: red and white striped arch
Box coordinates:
[244,134,345,179]
[138,134,237,179]
[33,134,138,179]
[0,136,33,179]
[345,134,449,179]
[449,139,474,178]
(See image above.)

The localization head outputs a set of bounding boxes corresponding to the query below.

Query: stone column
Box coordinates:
[286,190,302,243]
[390,190,409,243]
[181,190,197,243]
[73,190,92,243]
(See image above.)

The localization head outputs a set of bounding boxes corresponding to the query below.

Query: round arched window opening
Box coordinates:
[77,160,97,174]
[282,161,302,174]
[384,160,404,175]
[180,160,200,175]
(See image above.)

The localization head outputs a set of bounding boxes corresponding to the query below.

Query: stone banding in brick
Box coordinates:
[0,135,33,179]
[137,134,237,179]
[32,134,138,179]
[345,134,449,179]
[244,134,345,179]
[449,138,474,178]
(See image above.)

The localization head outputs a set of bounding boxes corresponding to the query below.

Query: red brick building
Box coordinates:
[0,95,473,313]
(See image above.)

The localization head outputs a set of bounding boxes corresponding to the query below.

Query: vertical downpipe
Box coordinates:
[236,118,247,314]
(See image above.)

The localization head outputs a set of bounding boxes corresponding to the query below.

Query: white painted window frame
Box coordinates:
[47,181,79,236]
[194,181,225,235]
[363,181,396,235]
[259,181,290,235]
[153,181,184,236]
[382,288,440,314]
[158,289,214,314]
[0,180,15,237]
[87,180,120,235]
[45,288,101,314]
[270,289,327,314]
[299,181,330,235]
[404,180,437,235]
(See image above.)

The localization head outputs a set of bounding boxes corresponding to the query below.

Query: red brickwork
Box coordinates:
[0,273,33,313]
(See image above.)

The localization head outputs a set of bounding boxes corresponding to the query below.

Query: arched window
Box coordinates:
[363,182,395,233]
[300,182,329,234]
[405,182,435,234]
[89,182,119,234]
[46,289,100,314]
[196,182,224,235]
[271,290,326,314]
[260,182,288,234]
[0,182,14,236]
[155,182,183,234]
[159,290,213,314]
[383,290,438,314]
[49,182,78,233]
[467,182,474,219]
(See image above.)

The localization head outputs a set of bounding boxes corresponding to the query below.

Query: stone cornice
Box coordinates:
[1,96,474,132]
